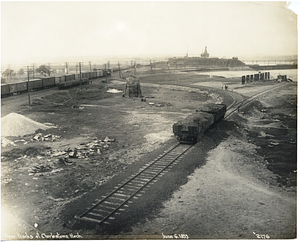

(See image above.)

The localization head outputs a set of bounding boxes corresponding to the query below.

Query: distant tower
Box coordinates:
[201,46,209,58]
[185,45,189,57]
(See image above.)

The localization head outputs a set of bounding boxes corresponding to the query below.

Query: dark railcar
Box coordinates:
[29,79,43,90]
[16,81,28,93]
[1,84,10,97]
[55,76,66,85]
[65,74,75,82]
[197,103,226,122]
[173,103,227,143]
[42,77,56,88]
[81,72,89,79]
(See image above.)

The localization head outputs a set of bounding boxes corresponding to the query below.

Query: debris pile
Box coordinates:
[1,113,53,137]
[28,164,53,174]
[51,137,115,161]
[33,133,61,142]
[1,137,16,147]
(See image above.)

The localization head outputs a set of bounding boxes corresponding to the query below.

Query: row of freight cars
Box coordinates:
[173,103,227,143]
[1,69,111,98]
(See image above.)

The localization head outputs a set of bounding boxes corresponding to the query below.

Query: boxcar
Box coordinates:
[74,74,80,80]
[1,84,10,97]
[92,71,97,79]
[81,72,89,79]
[97,70,103,77]
[65,74,75,82]
[42,77,56,88]
[55,76,66,85]
[29,79,43,90]
[16,81,28,93]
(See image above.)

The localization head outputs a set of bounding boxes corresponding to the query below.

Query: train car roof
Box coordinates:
[197,103,226,113]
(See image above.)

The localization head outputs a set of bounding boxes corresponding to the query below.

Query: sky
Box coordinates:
[1,1,298,67]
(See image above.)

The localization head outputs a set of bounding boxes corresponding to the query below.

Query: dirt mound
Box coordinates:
[1,113,51,137]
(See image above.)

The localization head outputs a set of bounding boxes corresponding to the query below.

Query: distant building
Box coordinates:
[201,46,209,58]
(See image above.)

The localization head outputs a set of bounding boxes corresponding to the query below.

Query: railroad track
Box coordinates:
[224,83,288,119]
[75,82,288,226]
[75,143,193,225]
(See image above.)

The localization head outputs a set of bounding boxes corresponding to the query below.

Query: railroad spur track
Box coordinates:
[225,83,288,119]
[75,143,194,225]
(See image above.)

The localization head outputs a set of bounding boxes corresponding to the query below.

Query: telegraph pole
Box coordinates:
[79,62,83,86]
[104,63,108,83]
[89,61,92,71]
[7,64,10,82]
[26,66,31,106]
[118,62,121,78]
[48,63,51,76]
[32,63,35,79]
[150,60,153,74]
[134,61,137,75]
[65,62,69,74]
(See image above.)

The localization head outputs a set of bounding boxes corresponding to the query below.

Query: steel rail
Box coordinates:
[224,83,288,119]
[75,143,193,224]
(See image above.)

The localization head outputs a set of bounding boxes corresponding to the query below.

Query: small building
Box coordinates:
[123,75,142,98]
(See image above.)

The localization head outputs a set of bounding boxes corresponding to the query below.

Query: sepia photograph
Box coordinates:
[1,1,297,240]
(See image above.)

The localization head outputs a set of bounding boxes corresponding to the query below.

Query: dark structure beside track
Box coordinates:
[173,103,226,143]
[123,76,142,98]
[241,72,270,84]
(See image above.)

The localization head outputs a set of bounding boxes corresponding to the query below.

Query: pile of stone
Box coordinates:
[33,133,61,142]
[1,113,53,137]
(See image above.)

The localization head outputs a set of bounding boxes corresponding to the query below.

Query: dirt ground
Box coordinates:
[1,69,297,239]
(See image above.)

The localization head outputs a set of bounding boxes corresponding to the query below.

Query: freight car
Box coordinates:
[173,103,226,143]
[1,69,112,98]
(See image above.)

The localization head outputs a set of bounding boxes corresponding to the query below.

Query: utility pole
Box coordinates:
[134,61,137,75]
[7,64,10,82]
[65,62,69,74]
[118,62,121,78]
[32,63,35,79]
[89,61,92,71]
[107,61,110,70]
[48,63,51,76]
[104,63,108,83]
[26,66,31,106]
[150,60,153,74]
[79,62,83,86]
